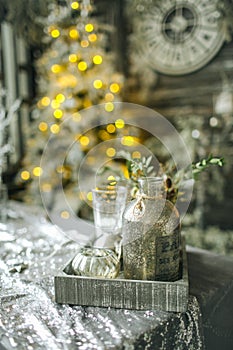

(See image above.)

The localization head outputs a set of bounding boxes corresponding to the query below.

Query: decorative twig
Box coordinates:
[0,99,22,132]
[192,155,224,180]
[0,94,22,176]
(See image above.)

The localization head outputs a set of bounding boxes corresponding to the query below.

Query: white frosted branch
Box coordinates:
[0,99,22,131]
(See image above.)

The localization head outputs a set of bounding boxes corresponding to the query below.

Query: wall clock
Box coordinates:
[129,0,227,75]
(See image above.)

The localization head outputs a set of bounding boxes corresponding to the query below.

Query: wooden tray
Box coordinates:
[54,238,189,312]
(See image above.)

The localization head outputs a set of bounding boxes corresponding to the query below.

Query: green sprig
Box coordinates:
[192,155,224,180]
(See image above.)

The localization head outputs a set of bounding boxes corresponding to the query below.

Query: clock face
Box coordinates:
[131,0,226,75]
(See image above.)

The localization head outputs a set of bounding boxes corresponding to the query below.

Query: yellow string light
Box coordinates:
[88,33,97,42]
[53,109,63,119]
[69,28,79,39]
[132,151,141,159]
[93,79,103,89]
[85,23,94,32]
[105,93,114,102]
[51,64,62,73]
[87,192,93,201]
[33,167,43,177]
[38,122,48,132]
[41,96,50,107]
[81,40,89,48]
[106,124,116,133]
[69,54,78,62]
[78,61,87,71]
[51,29,60,38]
[105,102,114,112]
[110,83,120,93]
[20,171,30,181]
[121,136,135,146]
[79,135,90,146]
[60,211,70,219]
[106,147,116,157]
[98,130,111,140]
[115,118,125,129]
[56,93,65,103]
[93,55,102,65]
[71,1,79,10]
[50,124,60,134]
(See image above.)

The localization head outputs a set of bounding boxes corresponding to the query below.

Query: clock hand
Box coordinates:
[175,3,183,18]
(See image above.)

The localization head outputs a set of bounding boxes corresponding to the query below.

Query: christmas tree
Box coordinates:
[17,0,124,211]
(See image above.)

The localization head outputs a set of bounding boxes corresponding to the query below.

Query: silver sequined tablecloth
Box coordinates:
[0,201,204,350]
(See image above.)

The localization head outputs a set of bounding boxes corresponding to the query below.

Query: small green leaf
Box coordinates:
[145,155,152,167]
[209,157,224,166]
[147,166,154,173]
[202,159,207,166]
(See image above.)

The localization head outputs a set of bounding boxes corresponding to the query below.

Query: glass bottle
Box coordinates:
[122,177,181,281]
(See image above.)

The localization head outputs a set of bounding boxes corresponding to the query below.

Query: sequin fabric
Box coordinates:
[0,201,204,349]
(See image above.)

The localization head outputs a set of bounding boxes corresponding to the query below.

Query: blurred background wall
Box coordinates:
[0,0,233,255]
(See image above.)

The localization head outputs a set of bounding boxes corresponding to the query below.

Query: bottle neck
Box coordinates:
[138,177,165,198]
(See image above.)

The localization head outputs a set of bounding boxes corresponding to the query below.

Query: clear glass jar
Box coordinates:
[122,177,181,281]
[71,247,120,278]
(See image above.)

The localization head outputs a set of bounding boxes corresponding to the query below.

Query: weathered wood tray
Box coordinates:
[54,238,189,312]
